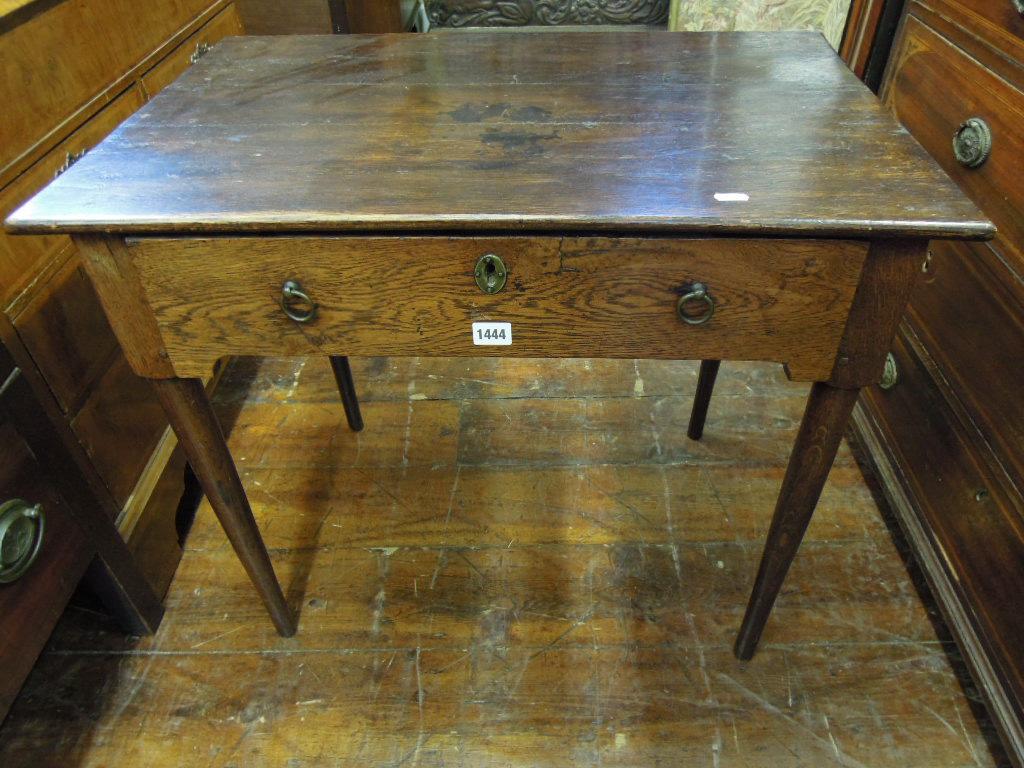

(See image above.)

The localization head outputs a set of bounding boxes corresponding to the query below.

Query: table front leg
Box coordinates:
[734,382,860,659]
[153,377,296,637]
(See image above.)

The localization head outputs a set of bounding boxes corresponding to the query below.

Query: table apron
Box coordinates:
[122,235,868,381]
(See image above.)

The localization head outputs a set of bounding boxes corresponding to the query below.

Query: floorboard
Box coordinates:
[0,357,1010,767]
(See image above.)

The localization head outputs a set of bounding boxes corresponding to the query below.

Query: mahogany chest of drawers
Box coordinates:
[853,1,1024,763]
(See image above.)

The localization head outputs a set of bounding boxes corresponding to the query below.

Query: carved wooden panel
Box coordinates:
[427,0,669,27]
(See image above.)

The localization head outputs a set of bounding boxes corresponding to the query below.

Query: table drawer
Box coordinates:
[141,3,244,98]
[128,236,867,381]
[907,237,1024,488]
[885,14,1024,271]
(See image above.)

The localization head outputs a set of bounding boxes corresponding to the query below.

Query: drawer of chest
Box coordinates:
[71,356,167,510]
[885,13,1024,271]
[938,0,1024,53]
[907,238,1024,488]
[0,422,93,719]
[1,85,145,306]
[141,3,245,98]
[12,255,119,414]
[2,0,219,182]
[127,236,867,381]
[861,327,1024,702]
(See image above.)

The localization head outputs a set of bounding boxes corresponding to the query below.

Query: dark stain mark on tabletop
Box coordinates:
[480,127,561,157]
[449,103,554,123]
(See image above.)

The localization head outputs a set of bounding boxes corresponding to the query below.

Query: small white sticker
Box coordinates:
[714,192,750,202]
[472,322,512,346]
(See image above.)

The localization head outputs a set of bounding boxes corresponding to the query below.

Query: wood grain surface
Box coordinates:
[0,0,217,184]
[0,356,1009,766]
[885,14,1024,273]
[128,236,866,380]
[6,31,991,239]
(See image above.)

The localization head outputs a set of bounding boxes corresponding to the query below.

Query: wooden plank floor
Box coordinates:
[0,357,1010,767]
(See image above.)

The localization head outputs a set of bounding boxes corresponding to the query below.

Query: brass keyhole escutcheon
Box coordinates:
[474,253,507,295]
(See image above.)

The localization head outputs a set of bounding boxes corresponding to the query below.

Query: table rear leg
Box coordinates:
[153,378,296,637]
[734,382,859,659]
[329,356,364,432]
[687,359,721,440]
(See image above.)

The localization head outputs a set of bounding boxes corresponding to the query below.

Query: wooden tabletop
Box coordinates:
[7,31,992,239]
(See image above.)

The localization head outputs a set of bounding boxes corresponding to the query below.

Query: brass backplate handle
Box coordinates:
[677,282,716,325]
[281,280,318,323]
[0,499,45,584]
[953,117,993,168]
[474,253,507,295]
[879,353,899,390]
[190,41,213,64]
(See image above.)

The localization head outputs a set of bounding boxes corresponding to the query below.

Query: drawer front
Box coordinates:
[861,328,1024,705]
[0,423,92,720]
[884,13,1024,273]
[129,236,868,381]
[141,3,245,98]
[942,0,1024,51]
[1,0,218,181]
[0,85,145,305]
[907,238,1024,488]
[13,256,119,415]
[71,356,167,508]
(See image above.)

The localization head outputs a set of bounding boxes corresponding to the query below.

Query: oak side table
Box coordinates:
[6,31,992,659]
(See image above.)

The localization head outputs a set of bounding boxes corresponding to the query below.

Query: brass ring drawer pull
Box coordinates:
[953,117,992,168]
[677,282,716,325]
[280,280,318,323]
[0,499,45,584]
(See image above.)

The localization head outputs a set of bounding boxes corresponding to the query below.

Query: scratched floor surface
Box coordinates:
[0,357,1010,767]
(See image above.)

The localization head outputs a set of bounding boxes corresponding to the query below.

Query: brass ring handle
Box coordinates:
[0,499,45,584]
[280,280,318,323]
[952,117,992,168]
[676,282,716,325]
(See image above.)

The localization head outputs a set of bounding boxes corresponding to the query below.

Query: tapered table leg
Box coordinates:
[329,356,364,432]
[734,382,860,659]
[687,359,721,441]
[153,378,296,637]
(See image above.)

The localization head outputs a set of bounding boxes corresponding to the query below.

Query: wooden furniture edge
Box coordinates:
[851,399,1024,767]
[0,311,120,514]
[0,0,234,190]
[828,238,926,388]
[72,234,175,378]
